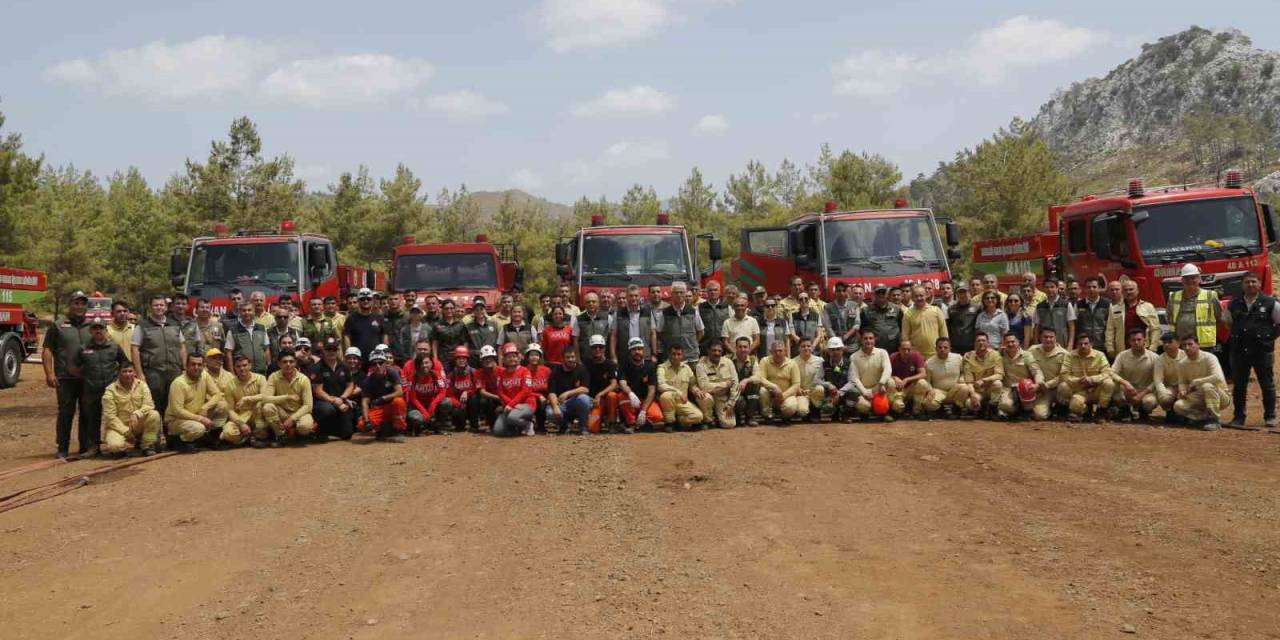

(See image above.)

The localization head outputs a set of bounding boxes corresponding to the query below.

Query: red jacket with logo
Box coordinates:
[494,365,533,409]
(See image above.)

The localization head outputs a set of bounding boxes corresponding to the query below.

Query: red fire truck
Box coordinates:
[733,200,960,298]
[972,171,1280,318]
[170,220,382,317]
[390,234,524,308]
[555,213,722,304]
[0,267,46,388]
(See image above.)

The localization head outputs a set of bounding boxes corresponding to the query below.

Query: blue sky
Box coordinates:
[3,0,1279,204]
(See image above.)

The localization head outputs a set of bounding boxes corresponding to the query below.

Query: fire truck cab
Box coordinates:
[390,234,524,309]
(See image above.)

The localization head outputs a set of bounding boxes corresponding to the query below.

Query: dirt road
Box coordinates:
[2,368,1280,639]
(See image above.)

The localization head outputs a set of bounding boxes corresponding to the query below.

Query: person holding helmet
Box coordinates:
[466,297,502,366]
[819,337,854,421]
[491,343,536,437]
[618,337,662,432]
[657,344,706,431]
[1110,328,1159,422]
[997,332,1044,420]
[1167,263,1224,352]
[1061,334,1115,424]
[1173,334,1231,430]
[443,346,482,432]
[524,344,553,433]
[696,340,739,428]
[358,350,407,442]
[962,332,1004,417]
[405,349,448,436]
[99,361,162,457]
[922,337,971,419]
[753,339,802,425]
[847,328,894,421]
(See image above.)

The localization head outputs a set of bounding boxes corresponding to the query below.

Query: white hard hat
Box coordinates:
[369,351,388,363]
[295,337,311,347]
[589,334,607,347]
[344,346,362,358]
[479,345,498,360]
[525,343,543,355]
[1180,263,1201,277]
[826,337,845,350]
[627,337,645,350]
[357,287,374,298]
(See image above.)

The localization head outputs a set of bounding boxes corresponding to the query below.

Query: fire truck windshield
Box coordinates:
[188,241,299,296]
[1134,196,1262,260]
[394,253,498,291]
[823,217,944,274]
[579,233,691,284]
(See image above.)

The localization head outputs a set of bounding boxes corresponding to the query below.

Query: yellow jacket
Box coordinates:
[753,356,801,397]
[1104,300,1160,357]
[166,371,223,422]
[695,356,738,395]
[657,361,698,401]
[265,370,314,421]
[101,379,155,435]
[1028,343,1069,390]
[901,305,948,359]
[224,372,267,423]
[1153,352,1187,397]
[1062,349,1111,387]
[1001,349,1043,386]
[962,350,1003,385]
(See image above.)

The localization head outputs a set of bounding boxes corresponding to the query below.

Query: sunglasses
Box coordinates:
[766,303,777,308]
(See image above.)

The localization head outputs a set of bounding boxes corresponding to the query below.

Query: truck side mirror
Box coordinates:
[945,221,960,247]
[365,271,376,289]
[169,249,187,287]
[514,267,526,290]
[555,243,570,266]
[947,248,961,261]
[307,244,329,284]
[708,238,723,262]
[1263,203,1279,246]
[557,264,572,278]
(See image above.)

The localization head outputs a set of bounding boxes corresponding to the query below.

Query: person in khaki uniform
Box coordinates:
[203,347,251,448]
[695,341,739,428]
[164,353,227,452]
[1152,333,1186,419]
[1027,327,1070,420]
[1173,334,1231,430]
[657,345,706,430]
[1104,280,1161,358]
[998,333,1044,419]
[1061,334,1115,423]
[100,362,161,456]
[1111,328,1159,420]
[792,337,828,419]
[962,332,1004,415]
[901,286,948,359]
[753,340,803,424]
[848,329,894,419]
[222,354,268,447]
[261,349,316,443]
[923,337,971,417]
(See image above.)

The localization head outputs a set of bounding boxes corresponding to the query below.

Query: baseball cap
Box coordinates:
[409,305,423,314]
[205,347,223,358]
[345,346,362,358]
[357,287,373,299]
[322,336,340,350]
[589,334,607,347]
[472,296,487,307]
[954,283,970,292]
[70,290,89,302]
[479,345,498,360]
[88,317,107,327]
[826,337,845,350]
[627,337,645,350]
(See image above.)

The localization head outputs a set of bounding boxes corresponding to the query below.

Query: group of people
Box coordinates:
[38,260,1278,458]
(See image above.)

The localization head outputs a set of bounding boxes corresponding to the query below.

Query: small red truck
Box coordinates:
[972,171,1280,317]
[0,267,46,388]
[555,212,722,304]
[733,199,960,298]
[390,234,523,308]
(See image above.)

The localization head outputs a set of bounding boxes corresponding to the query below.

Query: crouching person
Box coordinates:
[820,337,854,421]
[359,351,407,442]
[618,338,663,433]
[1153,333,1186,422]
[310,337,357,441]
[492,344,536,437]
[697,341,739,428]
[753,340,802,426]
[923,337,970,418]
[792,338,827,421]
[849,329,894,421]
[405,351,448,435]
[731,337,762,426]
[261,349,316,445]
[223,355,267,448]
[1173,335,1231,431]
[889,339,930,417]
[100,362,161,457]
[1062,335,1115,423]
[1028,327,1070,419]
[1111,329,1158,421]
[658,345,707,431]
[998,333,1044,420]
[163,353,227,452]
[962,332,1003,417]
[548,347,592,435]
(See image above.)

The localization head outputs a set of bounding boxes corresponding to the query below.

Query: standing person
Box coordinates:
[931,281,955,317]
[722,296,761,355]
[432,300,469,371]
[466,298,502,365]
[500,305,536,355]
[902,285,948,360]
[301,301,339,350]
[656,282,705,362]
[99,362,162,457]
[1112,329,1159,422]
[492,344,536,437]
[749,286,770,321]
[548,347,592,435]
[922,337,970,419]
[310,337,356,440]
[492,294,515,329]
[1106,279,1124,306]
[265,309,300,361]
[583,335,622,432]
[42,290,94,459]
[323,296,346,337]
[224,354,268,447]
[778,277,806,318]
[169,297,198,356]
[106,300,135,354]
[888,338,929,416]
[250,291,270,327]
[806,282,827,313]
[1005,293,1035,348]
[575,292,612,364]
[557,284,582,317]
[946,285,980,356]
[1028,327,1070,420]
[191,299,225,356]
[1173,335,1230,431]
[421,294,443,329]
[1075,276,1111,357]
[962,332,1004,417]
[1065,278,1082,305]
[164,353,226,453]
[848,329,894,420]
[997,333,1043,420]
[618,338,662,432]
[888,286,908,312]
[698,281,730,357]
[612,285,655,362]
[696,340,739,428]
[219,289,245,333]
[1061,335,1115,424]
[974,292,1009,346]
[224,302,271,375]
[758,297,792,359]
[540,306,575,366]
[74,318,129,457]
[1153,333,1186,421]
[1226,272,1280,429]
[754,338,802,425]
[382,292,408,353]
[731,337,762,426]
[132,294,187,443]
[789,294,823,357]
[1034,278,1077,349]
[1171,266,1230,349]
[657,344,706,431]
[597,291,616,325]
[647,284,667,313]
[822,282,860,349]
[1104,279,1160,359]
[358,351,407,442]
[260,350,316,445]
[1022,272,1047,307]
[861,286,903,353]
[343,288,389,365]
[981,274,1007,306]
[393,305,430,365]
[534,294,553,333]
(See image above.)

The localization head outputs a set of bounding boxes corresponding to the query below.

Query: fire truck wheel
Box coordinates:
[0,336,20,389]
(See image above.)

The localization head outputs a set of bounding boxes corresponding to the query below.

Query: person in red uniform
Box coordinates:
[404,350,447,435]
[472,345,502,432]
[540,306,574,366]
[524,343,552,433]
[358,351,406,442]
[492,343,535,437]
[443,346,480,432]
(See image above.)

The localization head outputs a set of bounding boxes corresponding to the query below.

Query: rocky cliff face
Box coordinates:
[1030,27,1280,157]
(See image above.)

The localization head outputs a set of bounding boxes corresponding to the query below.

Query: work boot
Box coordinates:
[125,449,143,458]
[747,418,760,427]
[1265,417,1278,429]
[661,423,674,433]
[1226,417,1253,431]
[882,414,895,423]
[250,439,268,449]
[56,450,69,460]
[140,447,156,457]
[1202,419,1221,431]
[78,447,100,460]
[386,433,406,443]
[522,425,536,437]
[622,425,635,434]
[172,440,196,453]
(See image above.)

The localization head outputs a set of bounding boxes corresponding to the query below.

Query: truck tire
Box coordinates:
[0,336,20,389]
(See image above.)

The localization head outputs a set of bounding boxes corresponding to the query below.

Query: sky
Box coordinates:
[4,0,1280,205]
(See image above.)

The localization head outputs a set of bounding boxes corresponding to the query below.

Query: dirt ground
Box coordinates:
[2,365,1280,640]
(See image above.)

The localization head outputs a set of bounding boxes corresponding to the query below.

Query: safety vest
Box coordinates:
[947,303,980,353]
[79,340,125,390]
[862,304,902,352]
[137,315,184,376]
[1168,289,1219,348]
[577,312,612,360]
[661,304,701,360]
[229,322,270,374]
[614,309,654,358]
[1075,298,1110,349]
[791,312,821,353]
[50,315,92,379]
[697,300,731,353]
[823,300,857,338]
[1035,298,1072,348]
[1228,294,1276,349]
[758,317,790,358]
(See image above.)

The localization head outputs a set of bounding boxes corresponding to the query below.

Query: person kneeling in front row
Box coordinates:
[753,340,802,426]
[164,353,227,453]
[358,351,407,442]
[100,362,162,457]
[1172,334,1231,431]
[658,344,708,431]
[1061,334,1115,424]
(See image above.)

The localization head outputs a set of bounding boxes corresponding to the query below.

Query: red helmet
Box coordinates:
[452,345,470,360]
[502,342,519,356]
[1017,378,1038,403]
[871,391,890,416]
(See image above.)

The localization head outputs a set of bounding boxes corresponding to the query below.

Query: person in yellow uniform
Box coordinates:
[962,331,1004,416]
[219,354,268,448]
[901,285,948,359]
[106,301,135,354]
[922,336,970,418]
[1152,333,1186,422]
[753,339,802,425]
[203,346,250,448]
[777,277,806,319]
[997,332,1043,419]
[695,341,739,428]
[792,337,828,420]
[100,362,161,456]
[1111,329,1159,421]
[1061,334,1115,423]
[1173,334,1231,430]
[657,344,705,431]
[1021,272,1047,308]
[1027,327,1069,420]
[164,353,227,452]
[261,349,316,444]
[849,328,894,420]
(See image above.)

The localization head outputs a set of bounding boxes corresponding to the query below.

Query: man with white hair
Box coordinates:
[655,281,705,361]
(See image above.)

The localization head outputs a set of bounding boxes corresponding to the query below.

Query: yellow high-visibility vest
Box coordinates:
[1168,289,1219,348]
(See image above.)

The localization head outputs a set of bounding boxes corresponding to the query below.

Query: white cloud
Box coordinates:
[510,169,544,190]
[832,16,1103,96]
[572,85,673,117]
[261,54,433,107]
[565,138,670,183]
[693,114,729,135]
[417,90,510,122]
[539,0,671,53]
[44,35,278,100]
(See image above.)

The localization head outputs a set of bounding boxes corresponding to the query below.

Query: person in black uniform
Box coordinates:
[1227,272,1280,430]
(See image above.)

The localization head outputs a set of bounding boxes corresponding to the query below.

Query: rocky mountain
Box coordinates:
[1030,26,1280,158]
[465,189,573,220]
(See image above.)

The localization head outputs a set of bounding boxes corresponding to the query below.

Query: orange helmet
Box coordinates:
[452,345,470,360]
[871,391,890,416]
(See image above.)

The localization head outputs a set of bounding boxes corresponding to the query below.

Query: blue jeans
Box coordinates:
[556,395,593,433]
